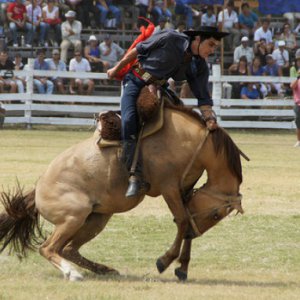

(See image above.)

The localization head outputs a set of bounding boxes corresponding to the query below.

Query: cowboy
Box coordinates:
[107,26,229,198]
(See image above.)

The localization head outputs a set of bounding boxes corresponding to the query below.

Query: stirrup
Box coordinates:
[125,175,150,198]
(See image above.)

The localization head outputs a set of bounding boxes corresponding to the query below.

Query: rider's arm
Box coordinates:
[107,48,138,79]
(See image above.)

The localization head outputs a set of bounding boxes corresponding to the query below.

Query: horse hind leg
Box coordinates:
[61,212,119,276]
[39,207,91,281]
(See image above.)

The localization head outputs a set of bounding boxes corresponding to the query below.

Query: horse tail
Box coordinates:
[0,186,44,258]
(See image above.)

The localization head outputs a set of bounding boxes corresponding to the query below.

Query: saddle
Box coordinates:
[96,87,168,148]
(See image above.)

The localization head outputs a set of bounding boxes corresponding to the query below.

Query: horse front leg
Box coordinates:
[156,190,189,273]
[175,239,192,281]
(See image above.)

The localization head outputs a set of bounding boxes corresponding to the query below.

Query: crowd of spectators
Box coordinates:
[0,0,300,100]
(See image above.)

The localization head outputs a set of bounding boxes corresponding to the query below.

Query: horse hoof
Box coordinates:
[107,268,120,276]
[175,268,187,281]
[156,258,166,274]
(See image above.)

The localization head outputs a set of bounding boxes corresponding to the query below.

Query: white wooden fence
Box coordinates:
[0,62,296,129]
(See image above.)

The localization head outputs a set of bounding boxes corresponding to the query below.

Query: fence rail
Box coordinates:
[0,62,296,130]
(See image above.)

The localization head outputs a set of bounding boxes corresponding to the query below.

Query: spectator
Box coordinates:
[280,23,297,53]
[233,36,254,65]
[84,35,106,73]
[294,18,300,35]
[150,0,172,26]
[238,2,258,38]
[54,0,70,17]
[33,48,54,94]
[96,0,121,29]
[290,70,300,147]
[217,0,240,50]
[60,10,82,63]
[263,54,283,95]
[153,15,172,34]
[26,0,47,47]
[69,50,94,95]
[174,0,193,29]
[241,82,261,100]
[201,5,216,27]
[99,34,125,68]
[0,50,17,94]
[249,56,268,98]
[254,38,271,67]
[227,56,249,98]
[45,48,67,94]
[290,52,300,78]
[135,0,151,27]
[254,19,273,52]
[42,0,62,47]
[7,0,33,47]
[283,12,300,30]
[272,40,289,76]
[0,0,14,34]
[13,52,26,93]
[76,0,99,29]
[65,0,81,11]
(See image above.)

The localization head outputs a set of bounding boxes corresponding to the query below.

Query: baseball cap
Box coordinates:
[88,35,97,42]
[241,36,249,42]
[52,49,60,55]
[278,40,285,47]
[65,10,76,18]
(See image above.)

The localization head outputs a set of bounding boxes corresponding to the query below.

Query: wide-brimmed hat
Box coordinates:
[183,26,229,40]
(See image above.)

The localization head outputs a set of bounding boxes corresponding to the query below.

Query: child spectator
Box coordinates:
[42,0,62,47]
[7,0,33,47]
[201,5,216,27]
[45,48,67,94]
[33,48,54,94]
[69,51,94,95]
[60,10,82,63]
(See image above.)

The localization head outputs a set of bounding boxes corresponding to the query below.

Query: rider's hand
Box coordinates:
[107,67,117,80]
[199,105,218,131]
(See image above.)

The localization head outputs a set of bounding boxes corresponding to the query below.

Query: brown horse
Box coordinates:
[0,105,243,281]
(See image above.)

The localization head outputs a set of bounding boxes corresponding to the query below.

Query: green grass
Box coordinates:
[0,128,300,300]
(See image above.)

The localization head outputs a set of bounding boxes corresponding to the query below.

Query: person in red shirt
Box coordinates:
[7,0,34,47]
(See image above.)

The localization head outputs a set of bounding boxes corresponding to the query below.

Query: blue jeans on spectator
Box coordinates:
[96,4,121,28]
[38,22,48,45]
[175,4,193,28]
[151,7,172,25]
[121,71,146,140]
[34,79,54,94]
[9,22,33,45]
[44,23,61,44]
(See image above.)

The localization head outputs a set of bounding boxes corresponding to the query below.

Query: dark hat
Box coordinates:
[183,26,229,40]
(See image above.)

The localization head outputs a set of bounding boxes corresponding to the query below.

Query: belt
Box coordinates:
[132,63,167,86]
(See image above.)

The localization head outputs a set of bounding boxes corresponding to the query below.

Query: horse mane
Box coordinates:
[164,101,242,184]
[211,128,243,184]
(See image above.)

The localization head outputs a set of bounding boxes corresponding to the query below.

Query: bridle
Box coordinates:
[185,187,244,238]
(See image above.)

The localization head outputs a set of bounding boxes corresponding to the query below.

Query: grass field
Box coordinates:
[0,128,299,300]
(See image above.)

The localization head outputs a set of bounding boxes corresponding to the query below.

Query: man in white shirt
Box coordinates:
[272,40,290,76]
[254,19,273,46]
[217,0,240,50]
[60,10,82,63]
[233,36,254,64]
[201,5,216,27]
[68,51,94,95]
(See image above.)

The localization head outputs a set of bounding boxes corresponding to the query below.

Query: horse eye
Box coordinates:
[213,214,219,220]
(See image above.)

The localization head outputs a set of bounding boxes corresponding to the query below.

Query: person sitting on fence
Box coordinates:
[68,50,94,95]
[96,0,121,29]
[99,34,125,69]
[60,10,82,63]
[7,0,33,47]
[84,35,106,73]
[290,69,300,147]
[42,0,62,47]
[45,48,67,94]
[0,50,17,95]
[33,48,54,94]
[201,5,216,27]
[272,40,290,76]
[26,0,48,47]
[263,54,283,96]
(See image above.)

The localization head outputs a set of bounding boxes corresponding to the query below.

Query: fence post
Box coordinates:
[25,58,34,129]
[212,64,222,122]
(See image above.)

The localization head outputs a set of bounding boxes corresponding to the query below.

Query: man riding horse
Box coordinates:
[107,26,229,198]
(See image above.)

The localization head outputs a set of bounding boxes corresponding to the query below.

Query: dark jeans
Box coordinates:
[121,71,146,140]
